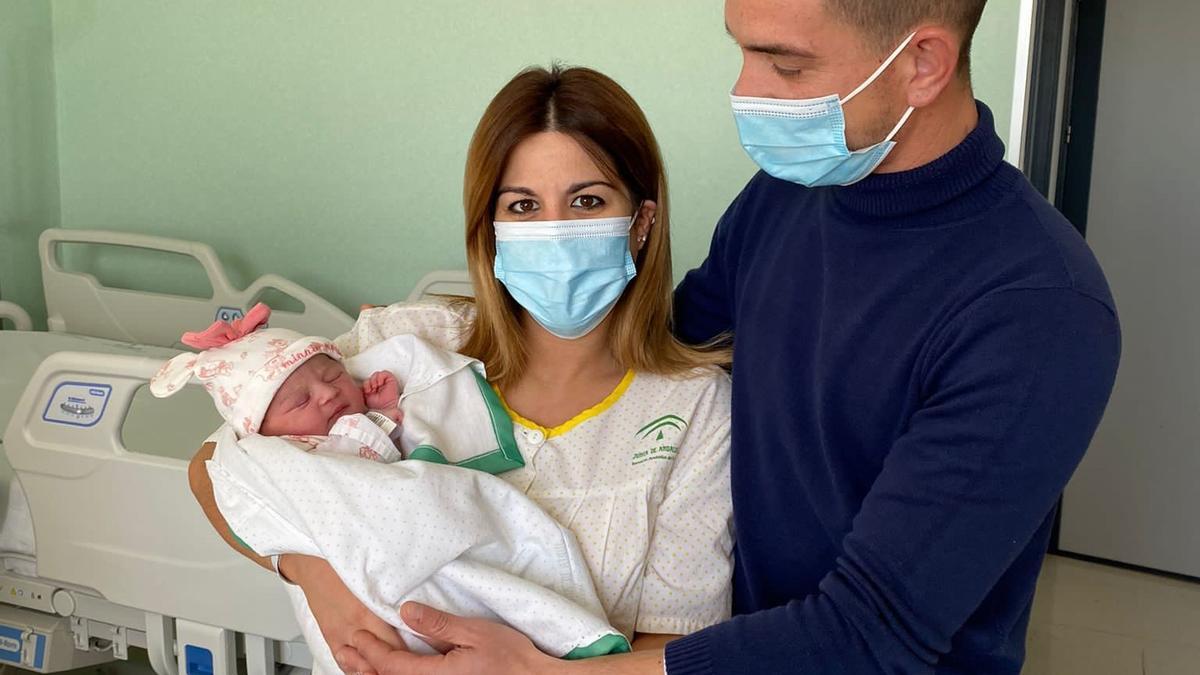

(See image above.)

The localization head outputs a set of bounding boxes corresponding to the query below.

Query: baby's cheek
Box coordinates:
[260,410,287,435]
[347,385,368,412]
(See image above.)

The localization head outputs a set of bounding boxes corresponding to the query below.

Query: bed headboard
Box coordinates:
[39,229,354,347]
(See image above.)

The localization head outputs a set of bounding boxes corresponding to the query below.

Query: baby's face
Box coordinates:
[259,355,366,436]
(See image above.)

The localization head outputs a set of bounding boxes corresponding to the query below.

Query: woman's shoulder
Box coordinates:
[628,366,731,415]
[336,298,476,355]
[637,364,730,388]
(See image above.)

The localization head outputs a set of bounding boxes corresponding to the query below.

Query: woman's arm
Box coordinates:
[188,442,274,571]
[632,376,735,639]
[188,442,408,659]
[336,301,472,357]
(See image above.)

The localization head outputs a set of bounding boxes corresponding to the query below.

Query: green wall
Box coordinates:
[9,0,1023,327]
[974,0,1022,145]
[0,0,58,329]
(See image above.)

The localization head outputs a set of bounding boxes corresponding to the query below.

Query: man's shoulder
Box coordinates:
[991,171,1115,312]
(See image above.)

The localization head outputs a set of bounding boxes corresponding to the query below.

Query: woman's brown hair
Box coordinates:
[457,64,729,387]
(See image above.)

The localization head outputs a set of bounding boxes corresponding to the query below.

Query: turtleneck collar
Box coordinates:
[830,101,1019,227]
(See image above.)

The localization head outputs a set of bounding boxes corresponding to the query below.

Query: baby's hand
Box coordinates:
[362,371,400,410]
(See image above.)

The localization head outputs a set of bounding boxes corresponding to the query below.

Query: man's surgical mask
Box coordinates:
[493,213,638,340]
[731,33,917,188]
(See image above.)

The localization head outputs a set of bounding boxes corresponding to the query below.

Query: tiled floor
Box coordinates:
[1023,554,1200,674]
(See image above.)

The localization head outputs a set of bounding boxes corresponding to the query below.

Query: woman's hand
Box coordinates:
[278,554,408,666]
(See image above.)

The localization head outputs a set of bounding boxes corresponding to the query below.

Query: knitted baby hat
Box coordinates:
[150,303,341,436]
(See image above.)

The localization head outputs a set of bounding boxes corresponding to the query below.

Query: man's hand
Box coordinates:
[335,603,669,675]
[335,602,559,675]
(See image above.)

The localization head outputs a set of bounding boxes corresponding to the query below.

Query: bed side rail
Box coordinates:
[406,270,474,301]
[39,229,352,345]
[3,350,301,643]
[0,301,33,331]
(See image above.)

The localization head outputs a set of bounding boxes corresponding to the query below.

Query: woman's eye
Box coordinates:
[571,195,605,210]
[508,199,538,214]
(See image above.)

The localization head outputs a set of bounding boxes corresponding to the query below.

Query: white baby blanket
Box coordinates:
[342,334,523,473]
[207,426,627,675]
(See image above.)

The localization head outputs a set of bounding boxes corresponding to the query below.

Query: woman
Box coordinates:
[188,65,733,668]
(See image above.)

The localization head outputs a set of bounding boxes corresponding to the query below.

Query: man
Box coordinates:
[343,1,1120,672]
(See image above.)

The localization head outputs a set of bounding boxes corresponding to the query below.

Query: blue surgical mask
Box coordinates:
[731,33,917,187]
[493,214,638,340]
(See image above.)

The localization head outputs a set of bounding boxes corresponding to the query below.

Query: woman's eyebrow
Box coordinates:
[568,180,616,193]
[497,186,537,196]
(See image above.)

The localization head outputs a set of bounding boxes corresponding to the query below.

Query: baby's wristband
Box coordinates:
[365,410,398,436]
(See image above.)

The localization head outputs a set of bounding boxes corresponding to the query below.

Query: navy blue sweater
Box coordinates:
[666,104,1120,674]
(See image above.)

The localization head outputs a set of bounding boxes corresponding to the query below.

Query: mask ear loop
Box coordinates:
[841,32,918,105]
[884,106,916,142]
[629,200,645,232]
[632,200,651,261]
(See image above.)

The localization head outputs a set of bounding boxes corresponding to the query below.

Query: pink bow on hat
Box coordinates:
[182,303,272,349]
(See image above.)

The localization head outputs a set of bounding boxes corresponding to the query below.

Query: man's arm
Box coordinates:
[672,177,763,346]
[188,442,274,572]
[666,288,1121,674]
[191,443,412,667]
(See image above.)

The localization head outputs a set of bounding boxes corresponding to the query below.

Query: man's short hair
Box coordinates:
[825,0,988,71]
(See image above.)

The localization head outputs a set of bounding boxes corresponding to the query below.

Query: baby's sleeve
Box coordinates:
[335,300,473,357]
[635,374,735,637]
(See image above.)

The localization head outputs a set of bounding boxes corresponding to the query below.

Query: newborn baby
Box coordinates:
[258,354,405,461]
[150,303,407,462]
[155,305,626,671]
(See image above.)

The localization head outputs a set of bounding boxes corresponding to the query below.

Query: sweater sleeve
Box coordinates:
[666,287,1121,674]
[672,176,760,346]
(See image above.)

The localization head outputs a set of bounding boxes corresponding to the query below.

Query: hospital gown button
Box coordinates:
[526,429,545,445]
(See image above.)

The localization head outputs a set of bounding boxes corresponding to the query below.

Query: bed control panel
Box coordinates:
[40,382,112,428]
[0,577,57,615]
[0,606,113,672]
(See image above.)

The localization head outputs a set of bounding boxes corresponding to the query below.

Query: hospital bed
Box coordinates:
[0,229,471,675]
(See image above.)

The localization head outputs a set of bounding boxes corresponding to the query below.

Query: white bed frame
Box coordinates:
[0,229,472,675]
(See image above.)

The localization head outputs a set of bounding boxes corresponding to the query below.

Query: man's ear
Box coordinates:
[905,26,962,108]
